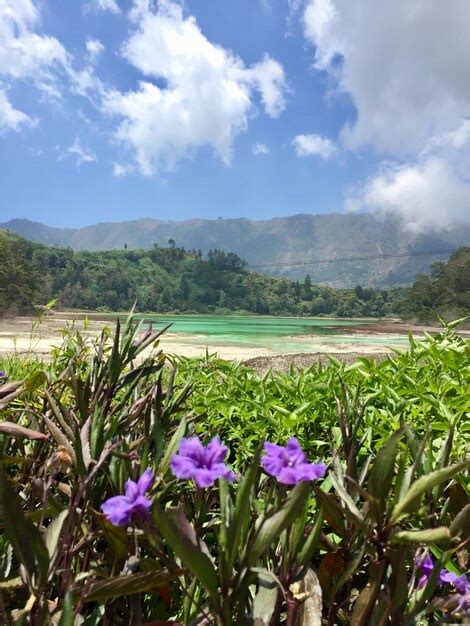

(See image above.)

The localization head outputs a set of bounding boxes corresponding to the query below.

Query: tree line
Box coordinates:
[1,230,467,321]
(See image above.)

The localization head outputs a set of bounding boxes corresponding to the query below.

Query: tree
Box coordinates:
[302,274,313,300]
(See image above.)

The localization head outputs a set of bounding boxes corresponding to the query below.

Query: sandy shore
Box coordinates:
[0,315,276,361]
[0,313,461,364]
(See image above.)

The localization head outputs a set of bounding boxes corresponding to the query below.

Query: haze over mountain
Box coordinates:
[2,214,469,287]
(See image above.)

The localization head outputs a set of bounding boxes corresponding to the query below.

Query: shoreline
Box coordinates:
[0,313,465,363]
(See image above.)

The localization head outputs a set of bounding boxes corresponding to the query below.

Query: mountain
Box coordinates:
[2,214,469,287]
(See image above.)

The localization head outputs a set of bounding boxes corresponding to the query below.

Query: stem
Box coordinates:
[285,591,300,626]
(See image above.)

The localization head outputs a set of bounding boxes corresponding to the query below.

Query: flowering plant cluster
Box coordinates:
[0,317,468,624]
[102,435,326,521]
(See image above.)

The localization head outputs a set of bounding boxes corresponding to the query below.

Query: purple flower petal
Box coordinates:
[137,468,154,494]
[439,570,458,585]
[171,435,235,488]
[179,436,205,462]
[299,462,327,481]
[193,468,219,488]
[124,479,139,500]
[285,438,307,463]
[101,495,134,526]
[277,466,304,485]
[101,469,154,527]
[132,494,153,518]
[454,574,469,594]
[171,454,199,478]
[204,436,228,465]
[261,438,326,485]
[457,591,470,614]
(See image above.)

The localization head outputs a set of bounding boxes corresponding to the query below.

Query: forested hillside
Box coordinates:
[3,213,469,287]
[0,230,401,318]
[398,247,470,323]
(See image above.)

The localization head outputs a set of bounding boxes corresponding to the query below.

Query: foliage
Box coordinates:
[0,232,41,316]
[0,318,468,624]
[176,327,470,465]
[0,230,404,318]
[398,247,470,325]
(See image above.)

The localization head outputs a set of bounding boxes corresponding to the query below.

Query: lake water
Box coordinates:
[137,314,408,353]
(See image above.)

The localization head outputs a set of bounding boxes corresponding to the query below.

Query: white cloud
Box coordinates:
[244,55,287,118]
[252,142,269,155]
[0,90,36,133]
[60,137,98,167]
[86,39,105,62]
[113,162,133,176]
[89,0,121,14]
[0,0,72,132]
[0,0,69,83]
[303,0,470,155]
[103,0,287,175]
[292,133,336,159]
[346,157,470,232]
[303,0,470,226]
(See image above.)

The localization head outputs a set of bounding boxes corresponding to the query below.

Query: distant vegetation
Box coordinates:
[0,230,403,318]
[398,247,470,324]
[1,230,469,323]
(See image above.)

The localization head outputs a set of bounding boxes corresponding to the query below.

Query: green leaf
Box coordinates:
[368,428,404,505]
[390,460,470,523]
[152,501,219,600]
[296,505,324,569]
[159,417,186,476]
[58,592,74,626]
[82,570,177,603]
[450,503,470,540]
[329,471,365,527]
[226,447,260,572]
[0,466,49,586]
[391,527,451,544]
[250,481,310,564]
[312,488,346,537]
[45,509,68,560]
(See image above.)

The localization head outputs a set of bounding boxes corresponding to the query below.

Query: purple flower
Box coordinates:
[414,554,434,588]
[414,554,468,592]
[454,576,470,615]
[0,371,5,379]
[170,435,235,488]
[261,437,327,485]
[454,574,470,595]
[456,587,470,615]
[101,469,153,526]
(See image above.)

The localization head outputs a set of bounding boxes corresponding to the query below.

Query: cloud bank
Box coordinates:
[303,0,470,228]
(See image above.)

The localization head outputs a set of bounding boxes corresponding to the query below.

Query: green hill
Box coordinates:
[398,247,470,323]
[0,230,402,318]
[2,213,469,287]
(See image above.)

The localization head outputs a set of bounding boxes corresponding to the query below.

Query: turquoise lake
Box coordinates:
[137,314,408,353]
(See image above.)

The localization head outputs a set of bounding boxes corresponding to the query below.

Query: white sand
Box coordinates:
[0,314,402,362]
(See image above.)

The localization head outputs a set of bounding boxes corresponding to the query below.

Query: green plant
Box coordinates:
[0,318,468,624]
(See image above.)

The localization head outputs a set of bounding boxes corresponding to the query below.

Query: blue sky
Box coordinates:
[1,0,469,229]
